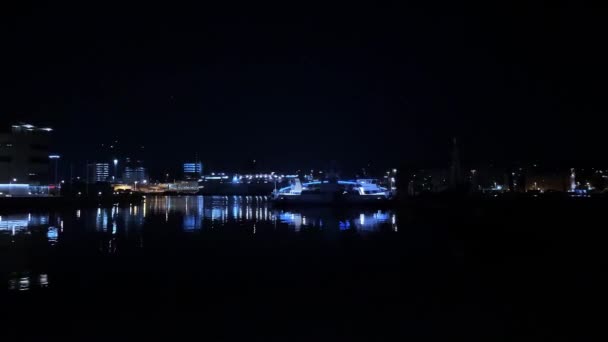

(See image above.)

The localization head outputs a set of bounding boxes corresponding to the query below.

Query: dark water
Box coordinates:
[0,196,603,340]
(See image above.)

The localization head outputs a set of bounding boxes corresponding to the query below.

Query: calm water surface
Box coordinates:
[1,196,397,291]
[1,196,600,340]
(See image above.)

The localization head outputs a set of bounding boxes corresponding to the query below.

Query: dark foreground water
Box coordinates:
[0,196,604,341]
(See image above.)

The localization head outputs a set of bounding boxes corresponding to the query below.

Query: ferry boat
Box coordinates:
[270,178,393,204]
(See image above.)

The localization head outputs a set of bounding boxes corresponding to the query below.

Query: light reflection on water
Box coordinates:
[1,196,397,237]
[7,273,49,291]
[2,196,397,290]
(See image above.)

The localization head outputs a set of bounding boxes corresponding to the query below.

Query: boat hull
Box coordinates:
[271,193,392,205]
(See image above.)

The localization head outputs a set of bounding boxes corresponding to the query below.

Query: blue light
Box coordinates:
[278,180,365,194]
[337,181,359,185]
[278,212,300,224]
[183,162,203,174]
[339,221,351,230]
[47,227,58,240]
[302,181,323,186]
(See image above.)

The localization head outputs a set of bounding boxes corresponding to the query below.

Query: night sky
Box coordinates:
[1,2,607,175]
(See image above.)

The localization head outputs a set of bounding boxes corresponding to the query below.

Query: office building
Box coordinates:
[0,123,53,185]
[183,162,203,180]
[121,157,146,184]
[87,163,110,183]
[123,166,147,184]
[49,154,60,185]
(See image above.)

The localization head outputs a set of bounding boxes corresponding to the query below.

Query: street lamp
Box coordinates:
[113,159,119,183]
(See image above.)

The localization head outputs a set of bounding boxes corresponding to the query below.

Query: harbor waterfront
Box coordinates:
[3,3,606,339]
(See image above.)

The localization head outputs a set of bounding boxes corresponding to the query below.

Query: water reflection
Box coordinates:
[7,272,49,291]
[142,196,396,233]
[0,213,50,235]
[72,204,146,234]
[276,209,396,232]
[1,196,397,238]
[2,196,397,290]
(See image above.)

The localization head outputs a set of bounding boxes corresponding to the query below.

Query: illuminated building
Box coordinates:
[123,166,147,184]
[123,157,147,184]
[87,163,110,183]
[570,168,576,191]
[183,162,203,180]
[49,155,60,185]
[0,123,53,185]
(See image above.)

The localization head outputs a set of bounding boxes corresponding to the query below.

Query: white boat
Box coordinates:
[270,178,393,204]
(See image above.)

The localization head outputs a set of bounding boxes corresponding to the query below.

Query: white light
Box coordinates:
[49,155,60,159]
[113,159,118,166]
[98,192,102,195]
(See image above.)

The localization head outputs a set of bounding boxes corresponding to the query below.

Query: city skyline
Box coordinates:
[1,4,606,341]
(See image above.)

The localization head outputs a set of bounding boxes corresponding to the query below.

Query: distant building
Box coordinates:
[96,141,145,183]
[0,123,53,185]
[448,138,464,188]
[122,157,147,184]
[569,168,576,191]
[407,168,449,196]
[507,167,526,193]
[49,154,60,185]
[525,166,569,192]
[123,166,147,184]
[87,163,110,183]
[472,164,509,192]
[183,162,203,180]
